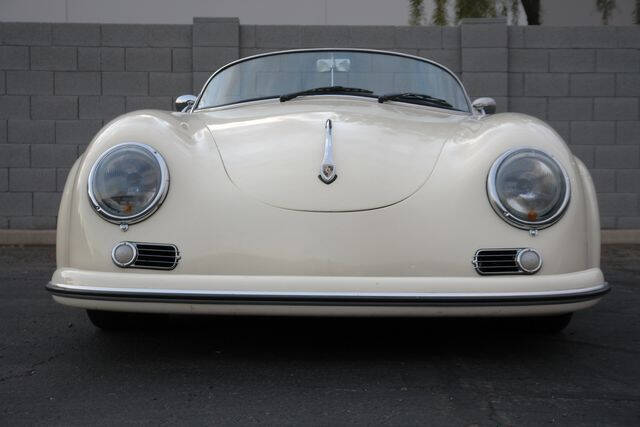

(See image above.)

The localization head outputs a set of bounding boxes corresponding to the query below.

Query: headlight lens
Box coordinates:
[488,149,570,229]
[88,143,169,223]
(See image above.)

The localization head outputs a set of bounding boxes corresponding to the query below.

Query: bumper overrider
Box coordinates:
[46,268,609,316]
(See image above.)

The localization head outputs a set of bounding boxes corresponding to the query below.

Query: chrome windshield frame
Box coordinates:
[191,48,474,114]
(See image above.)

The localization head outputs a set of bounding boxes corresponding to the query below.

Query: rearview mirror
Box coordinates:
[175,94,197,112]
[472,97,496,115]
[316,58,351,73]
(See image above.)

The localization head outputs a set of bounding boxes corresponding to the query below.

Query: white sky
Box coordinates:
[0,0,635,25]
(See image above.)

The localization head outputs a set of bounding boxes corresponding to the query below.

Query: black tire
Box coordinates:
[86,310,151,330]
[517,313,573,333]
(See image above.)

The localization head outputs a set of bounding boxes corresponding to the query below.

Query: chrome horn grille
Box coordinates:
[133,243,180,270]
[473,248,542,275]
[112,242,180,270]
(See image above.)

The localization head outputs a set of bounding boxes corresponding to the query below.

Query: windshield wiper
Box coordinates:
[378,92,454,109]
[280,86,373,102]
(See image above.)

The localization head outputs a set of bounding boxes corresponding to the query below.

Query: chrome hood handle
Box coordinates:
[319,119,337,184]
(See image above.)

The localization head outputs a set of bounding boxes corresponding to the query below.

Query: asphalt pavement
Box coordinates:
[1,245,639,426]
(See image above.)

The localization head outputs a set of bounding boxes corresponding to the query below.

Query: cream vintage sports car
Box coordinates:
[47,49,609,331]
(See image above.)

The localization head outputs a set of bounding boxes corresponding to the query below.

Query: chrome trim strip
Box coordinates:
[47,282,610,307]
[87,142,170,225]
[318,119,337,184]
[486,148,571,231]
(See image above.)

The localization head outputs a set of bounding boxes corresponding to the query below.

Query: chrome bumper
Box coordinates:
[46,282,610,307]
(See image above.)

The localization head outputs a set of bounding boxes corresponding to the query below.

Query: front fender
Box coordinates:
[56,156,82,268]
[574,157,601,268]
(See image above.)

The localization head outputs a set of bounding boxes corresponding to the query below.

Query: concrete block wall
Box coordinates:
[0,18,639,229]
[0,22,193,229]
[506,25,640,228]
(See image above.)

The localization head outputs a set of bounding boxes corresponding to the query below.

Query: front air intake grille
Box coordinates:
[473,249,521,275]
[131,243,180,270]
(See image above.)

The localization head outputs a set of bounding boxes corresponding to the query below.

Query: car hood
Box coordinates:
[198,97,471,212]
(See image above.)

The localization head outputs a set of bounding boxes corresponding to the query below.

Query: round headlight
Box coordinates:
[487,148,570,229]
[88,143,169,224]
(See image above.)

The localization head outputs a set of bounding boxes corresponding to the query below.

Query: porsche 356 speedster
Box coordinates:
[47,49,609,331]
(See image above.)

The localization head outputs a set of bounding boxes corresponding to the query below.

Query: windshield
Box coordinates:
[196,50,470,112]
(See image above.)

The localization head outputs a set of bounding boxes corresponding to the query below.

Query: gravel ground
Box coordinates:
[0,245,638,426]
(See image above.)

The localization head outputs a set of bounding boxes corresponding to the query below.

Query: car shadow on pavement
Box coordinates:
[88,314,563,361]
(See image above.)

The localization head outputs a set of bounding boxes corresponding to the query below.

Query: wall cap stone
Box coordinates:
[0,230,56,245]
[459,18,507,25]
[193,17,240,23]
[601,230,640,244]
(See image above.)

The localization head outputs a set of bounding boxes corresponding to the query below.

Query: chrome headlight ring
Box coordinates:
[88,142,170,225]
[487,148,571,230]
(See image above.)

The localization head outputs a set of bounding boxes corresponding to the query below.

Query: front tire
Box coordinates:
[86,310,151,330]
[517,313,573,333]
